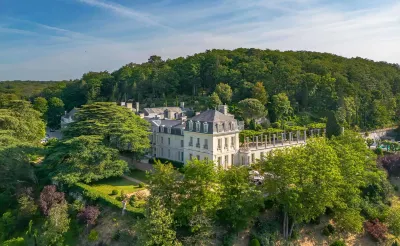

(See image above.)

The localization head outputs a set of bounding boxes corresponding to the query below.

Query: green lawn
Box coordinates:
[127,169,150,182]
[89,177,142,197]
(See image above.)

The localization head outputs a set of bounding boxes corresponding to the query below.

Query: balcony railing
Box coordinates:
[196,143,200,148]
[203,145,208,149]
[189,142,193,146]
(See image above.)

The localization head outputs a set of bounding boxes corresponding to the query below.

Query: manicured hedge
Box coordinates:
[73,182,144,217]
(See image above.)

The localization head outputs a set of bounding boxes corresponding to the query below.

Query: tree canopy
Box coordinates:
[44,136,128,185]
[62,102,150,155]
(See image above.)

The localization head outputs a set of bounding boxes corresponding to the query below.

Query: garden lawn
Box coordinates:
[89,177,142,197]
[127,169,149,183]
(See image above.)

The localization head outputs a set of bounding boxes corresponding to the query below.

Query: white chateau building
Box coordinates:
[146,104,315,168]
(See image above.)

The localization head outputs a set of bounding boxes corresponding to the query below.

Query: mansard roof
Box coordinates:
[190,109,234,123]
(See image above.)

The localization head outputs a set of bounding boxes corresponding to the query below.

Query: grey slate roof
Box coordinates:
[190,110,234,122]
[144,107,182,115]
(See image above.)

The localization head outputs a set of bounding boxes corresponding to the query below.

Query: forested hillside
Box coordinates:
[3,48,400,129]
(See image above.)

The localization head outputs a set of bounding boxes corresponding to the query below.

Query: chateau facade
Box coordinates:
[146,104,312,168]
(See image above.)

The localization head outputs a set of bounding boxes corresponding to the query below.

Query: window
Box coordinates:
[167,127,171,134]
[168,138,170,145]
[196,138,200,148]
[231,136,235,147]
[197,155,200,160]
[188,121,193,131]
[204,139,208,149]
[203,122,208,133]
[181,139,184,147]
[161,148,164,157]
[251,153,255,163]
[218,139,222,150]
[218,123,223,132]
[181,128,184,135]
[195,121,200,132]
[190,154,193,160]
[231,154,234,164]
[189,136,193,146]
[161,137,164,144]
[225,155,228,165]
[231,122,235,130]
[224,137,228,149]
[181,152,184,161]
[168,149,171,158]
[218,157,222,166]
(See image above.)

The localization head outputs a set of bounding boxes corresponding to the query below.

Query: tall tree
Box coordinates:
[251,82,268,105]
[214,83,232,104]
[237,98,266,120]
[47,97,64,129]
[44,136,128,185]
[208,92,222,109]
[40,203,70,246]
[62,102,150,155]
[32,97,48,116]
[271,93,292,125]
[136,196,181,246]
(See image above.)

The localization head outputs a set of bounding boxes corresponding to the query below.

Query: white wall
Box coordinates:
[153,131,184,162]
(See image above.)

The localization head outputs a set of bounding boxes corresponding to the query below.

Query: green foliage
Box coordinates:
[32,97,48,116]
[138,183,145,188]
[252,82,268,105]
[322,224,335,236]
[218,166,264,232]
[215,83,232,104]
[250,238,261,246]
[40,203,70,246]
[1,237,25,246]
[47,97,64,129]
[326,111,342,138]
[62,102,150,155]
[330,240,346,246]
[208,92,222,109]
[149,157,184,169]
[44,135,128,185]
[111,189,118,196]
[0,211,16,242]
[135,197,181,246]
[129,195,136,207]
[88,229,99,242]
[375,147,384,156]
[388,200,400,236]
[238,98,266,120]
[271,93,292,124]
[0,100,45,145]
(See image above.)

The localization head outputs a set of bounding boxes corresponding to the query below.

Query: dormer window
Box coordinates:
[231,122,235,131]
[167,127,171,134]
[203,122,208,133]
[218,123,223,132]
[160,125,164,132]
[188,121,193,131]
[195,121,200,132]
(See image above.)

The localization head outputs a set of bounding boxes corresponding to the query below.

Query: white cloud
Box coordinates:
[1,0,399,80]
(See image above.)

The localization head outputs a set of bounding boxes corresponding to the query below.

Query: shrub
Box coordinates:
[263,199,275,209]
[88,229,99,242]
[250,238,261,246]
[117,190,126,201]
[330,240,346,246]
[322,224,335,236]
[78,206,100,226]
[365,219,388,241]
[2,237,25,246]
[149,158,184,169]
[222,233,236,246]
[112,230,121,241]
[110,189,118,196]
[129,196,136,207]
[138,183,145,188]
[375,147,384,156]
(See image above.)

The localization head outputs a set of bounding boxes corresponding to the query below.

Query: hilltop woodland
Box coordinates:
[2,48,400,130]
[1,48,400,245]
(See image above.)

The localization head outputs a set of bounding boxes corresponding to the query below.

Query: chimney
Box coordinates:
[135,102,140,113]
[126,102,133,110]
[180,102,185,109]
[218,105,228,115]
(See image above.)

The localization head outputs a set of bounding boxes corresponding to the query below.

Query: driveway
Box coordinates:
[46,127,62,139]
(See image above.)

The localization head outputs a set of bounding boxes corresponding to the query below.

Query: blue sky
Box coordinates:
[0,0,399,80]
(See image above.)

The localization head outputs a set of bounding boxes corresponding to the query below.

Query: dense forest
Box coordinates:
[2,48,400,130]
